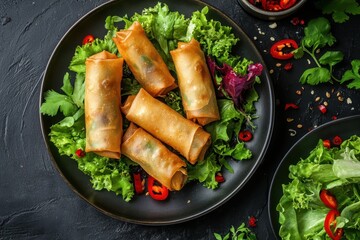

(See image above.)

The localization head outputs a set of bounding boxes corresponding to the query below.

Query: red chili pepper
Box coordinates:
[133,173,145,195]
[270,39,298,60]
[147,176,169,201]
[320,189,338,209]
[82,34,95,45]
[323,139,331,149]
[75,149,85,158]
[248,216,257,227]
[318,104,327,114]
[284,103,299,110]
[324,209,343,240]
[239,130,253,142]
[332,136,342,146]
[280,0,297,9]
[215,173,225,183]
[283,62,293,71]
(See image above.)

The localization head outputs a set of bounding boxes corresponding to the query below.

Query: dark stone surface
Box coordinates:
[0,0,359,239]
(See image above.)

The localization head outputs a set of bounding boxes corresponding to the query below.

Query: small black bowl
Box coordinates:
[238,0,307,21]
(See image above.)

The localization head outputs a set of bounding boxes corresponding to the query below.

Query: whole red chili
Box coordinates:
[133,173,145,195]
[318,104,327,114]
[270,39,298,60]
[284,103,299,110]
[147,176,169,201]
[75,149,85,158]
[320,189,338,209]
[82,34,95,45]
[248,216,257,227]
[323,139,331,149]
[324,209,343,240]
[332,136,342,146]
[239,130,253,142]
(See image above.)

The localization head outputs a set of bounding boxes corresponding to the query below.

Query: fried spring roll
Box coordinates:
[122,88,211,165]
[85,50,123,159]
[122,123,187,191]
[170,39,220,126]
[113,21,177,97]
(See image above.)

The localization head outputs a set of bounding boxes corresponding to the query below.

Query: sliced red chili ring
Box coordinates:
[270,39,298,60]
[324,209,343,240]
[332,136,343,146]
[133,173,145,195]
[215,173,225,183]
[280,0,297,9]
[147,176,169,201]
[320,189,338,209]
[82,34,95,45]
[323,139,331,149]
[239,130,253,142]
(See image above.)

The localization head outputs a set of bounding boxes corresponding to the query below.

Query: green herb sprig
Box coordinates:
[293,17,360,89]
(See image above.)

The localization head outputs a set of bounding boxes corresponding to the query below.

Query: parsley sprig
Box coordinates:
[214,222,256,240]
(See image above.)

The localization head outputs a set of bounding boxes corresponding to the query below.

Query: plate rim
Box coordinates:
[39,0,275,225]
[268,114,360,238]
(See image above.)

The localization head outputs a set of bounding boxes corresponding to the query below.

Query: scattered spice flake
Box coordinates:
[75,149,85,158]
[269,69,274,74]
[346,97,352,104]
[289,129,297,136]
[187,200,191,204]
[307,59,311,65]
[284,103,299,110]
[331,115,338,120]
[290,17,300,25]
[316,49,321,54]
[284,62,293,71]
[270,37,275,41]
[253,36,258,40]
[318,104,327,114]
[297,124,303,129]
[215,172,225,183]
[323,139,331,149]
[295,90,302,95]
[248,216,257,228]
[311,90,315,95]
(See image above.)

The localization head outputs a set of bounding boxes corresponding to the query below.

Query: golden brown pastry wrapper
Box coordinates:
[170,38,220,126]
[85,50,123,159]
[122,123,187,191]
[113,21,176,97]
[122,88,211,165]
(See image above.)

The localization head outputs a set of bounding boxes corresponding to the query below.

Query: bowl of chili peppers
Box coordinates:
[238,0,307,20]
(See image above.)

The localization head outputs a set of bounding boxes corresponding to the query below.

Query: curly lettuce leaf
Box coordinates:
[49,116,134,202]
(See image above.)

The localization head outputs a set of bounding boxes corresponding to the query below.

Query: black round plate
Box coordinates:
[40,0,274,225]
[268,115,360,238]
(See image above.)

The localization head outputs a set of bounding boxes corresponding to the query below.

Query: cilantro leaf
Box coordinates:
[340,59,360,89]
[315,0,360,23]
[41,73,81,117]
[318,51,344,67]
[302,17,336,49]
[299,67,331,85]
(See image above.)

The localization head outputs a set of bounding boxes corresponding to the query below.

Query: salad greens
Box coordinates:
[41,2,260,201]
[277,135,360,239]
[293,17,360,89]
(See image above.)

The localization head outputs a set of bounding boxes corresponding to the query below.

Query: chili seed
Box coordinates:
[326,92,331,98]
[323,101,328,107]
[297,124,303,129]
[315,97,321,102]
[289,129,297,136]
[276,63,282,67]
[347,97,352,104]
[269,22,277,29]
[338,96,344,102]
[295,90,302,95]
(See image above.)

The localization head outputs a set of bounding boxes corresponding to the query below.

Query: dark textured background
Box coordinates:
[1,0,359,239]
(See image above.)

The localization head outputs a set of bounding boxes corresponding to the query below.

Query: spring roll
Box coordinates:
[113,21,177,97]
[85,50,123,159]
[122,88,211,165]
[170,38,220,126]
[122,123,187,191]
